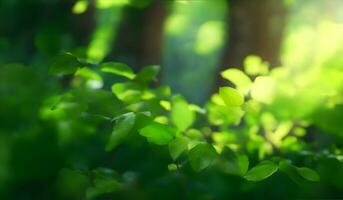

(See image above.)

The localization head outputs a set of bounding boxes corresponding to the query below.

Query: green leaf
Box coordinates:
[75,67,103,89]
[279,161,308,185]
[186,129,204,140]
[250,76,276,104]
[86,178,121,200]
[111,83,142,103]
[135,65,160,84]
[188,143,217,172]
[188,104,206,114]
[279,161,320,184]
[86,167,121,200]
[171,95,195,131]
[167,163,178,171]
[296,167,320,182]
[219,87,244,107]
[221,68,252,94]
[133,112,153,130]
[219,147,249,175]
[73,0,88,14]
[139,122,175,145]
[101,62,135,79]
[243,55,269,75]
[238,155,249,175]
[244,160,278,181]
[169,136,189,160]
[105,112,135,151]
[208,103,244,126]
[49,53,82,75]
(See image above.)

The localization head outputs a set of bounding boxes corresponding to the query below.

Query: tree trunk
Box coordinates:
[110,1,168,70]
[216,0,287,87]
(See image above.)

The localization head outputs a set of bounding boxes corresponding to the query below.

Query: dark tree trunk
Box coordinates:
[216,0,287,87]
[110,1,168,70]
[138,2,168,67]
[71,2,96,47]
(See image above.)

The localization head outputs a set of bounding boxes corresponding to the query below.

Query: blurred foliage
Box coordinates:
[163,0,228,103]
[1,0,343,200]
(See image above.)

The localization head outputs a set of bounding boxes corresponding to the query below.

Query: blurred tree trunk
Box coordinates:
[110,1,168,70]
[71,3,96,47]
[138,1,167,68]
[216,0,287,87]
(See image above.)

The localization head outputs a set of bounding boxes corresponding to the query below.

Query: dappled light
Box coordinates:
[1,0,343,199]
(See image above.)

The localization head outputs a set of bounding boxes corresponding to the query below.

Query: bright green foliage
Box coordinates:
[140,122,175,145]
[188,143,217,172]
[49,53,83,75]
[221,68,252,94]
[3,0,343,199]
[2,51,338,199]
[219,87,244,106]
[169,136,189,160]
[194,21,225,55]
[45,54,326,189]
[75,67,104,89]
[171,95,195,131]
[243,55,269,75]
[86,6,123,63]
[101,62,135,79]
[244,161,278,181]
[250,76,276,104]
[73,0,88,14]
[105,112,136,151]
[111,83,141,103]
[207,94,244,125]
[186,129,205,140]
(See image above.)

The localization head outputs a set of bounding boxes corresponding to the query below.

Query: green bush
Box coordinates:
[2,52,342,199]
